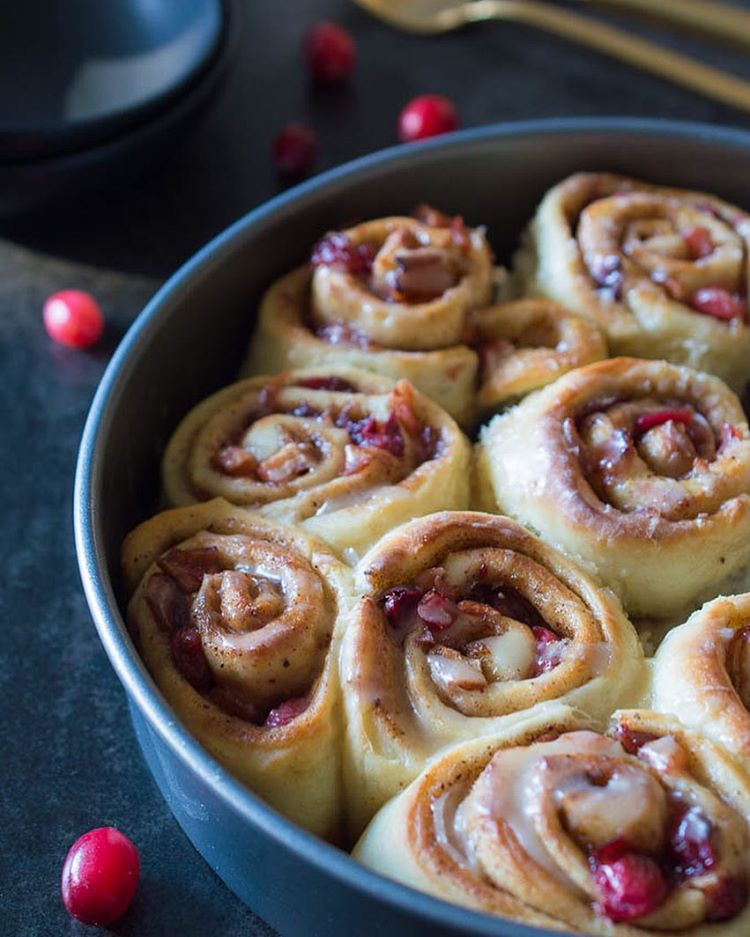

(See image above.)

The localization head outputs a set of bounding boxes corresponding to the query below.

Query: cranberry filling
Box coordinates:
[294,376,356,392]
[589,254,624,300]
[531,625,564,676]
[611,725,659,755]
[391,250,459,303]
[633,408,694,437]
[170,628,213,692]
[417,590,457,628]
[343,412,404,456]
[689,287,748,322]
[590,839,668,923]
[706,874,749,922]
[383,587,423,627]
[263,696,309,728]
[311,231,375,275]
[383,576,565,676]
[145,573,190,633]
[668,805,716,879]
[156,546,224,592]
[684,226,714,260]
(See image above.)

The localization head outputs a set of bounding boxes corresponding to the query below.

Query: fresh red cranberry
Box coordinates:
[272,123,317,177]
[706,874,748,921]
[156,546,223,592]
[311,231,375,275]
[346,412,404,456]
[611,724,659,755]
[398,95,459,143]
[145,573,189,632]
[264,696,309,728]
[689,287,748,322]
[171,628,213,692]
[304,21,356,83]
[383,587,424,626]
[294,376,355,392]
[417,589,457,628]
[634,408,694,436]
[589,254,624,299]
[590,840,668,923]
[668,805,716,878]
[684,226,714,260]
[43,290,104,348]
[61,827,139,925]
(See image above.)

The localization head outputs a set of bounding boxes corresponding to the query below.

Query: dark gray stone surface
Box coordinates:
[2,1,749,934]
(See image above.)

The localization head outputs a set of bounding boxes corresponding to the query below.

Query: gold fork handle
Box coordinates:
[577,0,750,50]
[467,1,750,114]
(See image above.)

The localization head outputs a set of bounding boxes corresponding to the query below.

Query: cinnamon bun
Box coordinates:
[521,171,750,391]
[122,499,354,840]
[476,357,750,618]
[340,511,645,835]
[355,709,750,933]
[161,367,470,561]
[242,207,495,426]
[653,593,750,767]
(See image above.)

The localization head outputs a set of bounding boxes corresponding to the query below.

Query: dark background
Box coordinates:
[2,1,749,934]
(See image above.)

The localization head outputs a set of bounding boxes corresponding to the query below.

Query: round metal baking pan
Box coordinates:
[74,117,750,937]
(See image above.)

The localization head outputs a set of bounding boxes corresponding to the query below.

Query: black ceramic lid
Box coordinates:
[0,0,223,162]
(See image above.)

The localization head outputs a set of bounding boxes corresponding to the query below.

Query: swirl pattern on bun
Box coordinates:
[653,593,750,766]
[355,708,750,933]
[243,207,495,425]
[475,297,606,416]
[340,511,645,834]
[162,367,470,560]
[476,357,750,618]
[123,499,354,839]
[520,172,750,390]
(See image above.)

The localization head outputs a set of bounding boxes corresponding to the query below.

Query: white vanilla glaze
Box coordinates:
[476,630,536,681]
[638,735,686,774]
[553,765,660,844]
[461,732,624,886]
[314,484,406,516]
[432,786,475,871]
[427,651,488,692]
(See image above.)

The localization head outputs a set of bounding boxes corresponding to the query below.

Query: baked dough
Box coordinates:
[476,357,750,618]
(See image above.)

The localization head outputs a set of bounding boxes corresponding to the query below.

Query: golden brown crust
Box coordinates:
[241,265,479,426]
[310,216,494,350]
[123,499,354,839]
[653,594,750,764]
[477,357,750,617]
[474,297,607,416]
[340,511,645,835]
[522,171,750,390]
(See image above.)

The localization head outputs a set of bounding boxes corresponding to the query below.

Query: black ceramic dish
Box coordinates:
[0,0,229,215]
[75,118,750,937]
